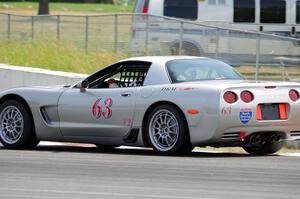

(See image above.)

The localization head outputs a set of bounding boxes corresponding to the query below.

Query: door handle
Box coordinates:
[121,91,132,97]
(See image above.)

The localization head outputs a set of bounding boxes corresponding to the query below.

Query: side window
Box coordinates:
[297,1,300,24]
[116,66,149,88]
[164,0,198,20]
[260,0,286,23]
[87,62,150,89]
[233,0,255,23]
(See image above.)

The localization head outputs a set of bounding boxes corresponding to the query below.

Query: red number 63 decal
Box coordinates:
[92,98,113,119]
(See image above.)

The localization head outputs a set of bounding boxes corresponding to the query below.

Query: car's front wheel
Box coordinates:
[146,104,191,155]
[0,100,39,149]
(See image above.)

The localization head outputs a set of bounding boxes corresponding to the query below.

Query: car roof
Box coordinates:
[119,56,214,64]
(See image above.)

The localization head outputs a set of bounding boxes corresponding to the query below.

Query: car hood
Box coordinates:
[28,85,72,89]
[0,84,70,97]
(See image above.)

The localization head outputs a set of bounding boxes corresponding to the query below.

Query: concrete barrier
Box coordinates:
[0,64,87,91]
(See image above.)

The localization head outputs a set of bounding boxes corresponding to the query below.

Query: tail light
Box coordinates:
[279,104,287,120]
[289,89,299,102]
[223,91,238,104]
[142,0,149,14]
[142,6,148,13]
[256,105,262,120]
[240,90,254,103]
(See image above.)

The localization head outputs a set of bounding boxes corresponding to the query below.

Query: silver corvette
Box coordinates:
[1,56,300,155]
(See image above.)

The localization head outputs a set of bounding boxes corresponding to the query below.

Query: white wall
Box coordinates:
[0,64,87,91]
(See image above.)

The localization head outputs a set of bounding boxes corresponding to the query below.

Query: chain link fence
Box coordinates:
[1,12,300,81]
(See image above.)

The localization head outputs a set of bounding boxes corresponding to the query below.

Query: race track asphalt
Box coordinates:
[0,144,299,199]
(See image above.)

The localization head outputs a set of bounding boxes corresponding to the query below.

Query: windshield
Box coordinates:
[166,59,243,83]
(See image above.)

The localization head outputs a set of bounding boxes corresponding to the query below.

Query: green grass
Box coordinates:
[0,40,129,74]
[0,2,133,14]
[235,65,300,81]
[1,39,299,79]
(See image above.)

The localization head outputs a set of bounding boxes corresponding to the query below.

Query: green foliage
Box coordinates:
[0,40,129,74]
[0,2,133,13]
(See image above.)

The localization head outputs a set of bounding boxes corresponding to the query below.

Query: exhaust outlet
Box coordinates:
[270,134,276,143]
[255,135,262,144]
[249,135,263,145]
[275,135,281,142]
[269,134,281,143]
[249,135,256,144]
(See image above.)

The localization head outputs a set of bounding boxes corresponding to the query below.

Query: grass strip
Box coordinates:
[0,39,299,80]
[0,39,128,74]
[0,2,133,14]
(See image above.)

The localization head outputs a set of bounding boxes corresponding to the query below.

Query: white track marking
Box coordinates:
[280,153,300,157]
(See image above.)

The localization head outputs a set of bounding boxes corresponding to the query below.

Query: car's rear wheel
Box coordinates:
[0,100,39,149]
[242,141,283,155]
[146,104,191,155]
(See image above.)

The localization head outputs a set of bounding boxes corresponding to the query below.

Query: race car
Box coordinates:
[0,56,300,155]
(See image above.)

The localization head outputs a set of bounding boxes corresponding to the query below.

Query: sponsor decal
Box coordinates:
[92,98,113,119]
[161,87,177,92]
[176,87,195,91]
[239,108,252,124]
[161,87,195,91]
[221,107,232,115]
[187,109,200,115]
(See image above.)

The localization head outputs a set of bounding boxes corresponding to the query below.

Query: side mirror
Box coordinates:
[80,80,89,92]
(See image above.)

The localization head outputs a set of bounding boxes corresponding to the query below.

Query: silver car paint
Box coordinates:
[0,86,65,141]
[58,87,137,138]
[1,56,300,147]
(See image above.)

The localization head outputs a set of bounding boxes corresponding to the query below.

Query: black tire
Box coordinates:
[95,144,119,151]
[146,104,191,155]
[243,142,284,155]
[0,100,39,149]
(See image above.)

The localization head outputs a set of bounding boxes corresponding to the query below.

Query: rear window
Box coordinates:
[260,0,286,23]
[233,0,255,23]
[164,0,198,20]
[166,59,242,83]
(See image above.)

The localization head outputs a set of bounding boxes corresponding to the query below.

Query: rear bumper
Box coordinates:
[188,107,300,145]
[189,122,300,146]
[220,124,300,141]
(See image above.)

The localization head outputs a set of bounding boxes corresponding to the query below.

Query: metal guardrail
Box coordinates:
[0,12,300,81]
